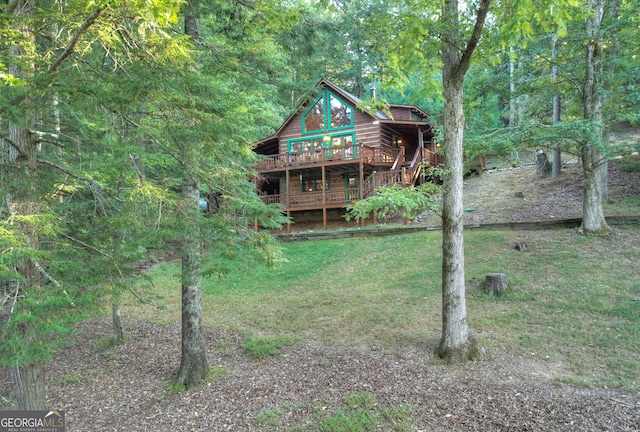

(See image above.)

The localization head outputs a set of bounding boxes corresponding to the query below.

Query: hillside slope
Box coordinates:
[461,159,639,225]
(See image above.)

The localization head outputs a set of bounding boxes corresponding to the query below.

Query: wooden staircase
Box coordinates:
[363,148,425,198]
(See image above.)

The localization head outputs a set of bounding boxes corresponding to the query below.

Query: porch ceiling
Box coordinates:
[381,121,434,139]
[259,162,359,179]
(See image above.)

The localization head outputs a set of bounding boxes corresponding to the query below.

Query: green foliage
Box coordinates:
[345,183,441,223]
[1,0,294,380]
[0,293,93,367]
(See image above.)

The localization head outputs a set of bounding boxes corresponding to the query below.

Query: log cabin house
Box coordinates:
[253,79,441,231]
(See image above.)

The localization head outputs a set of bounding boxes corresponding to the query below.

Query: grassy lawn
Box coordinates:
[126,226,640,392]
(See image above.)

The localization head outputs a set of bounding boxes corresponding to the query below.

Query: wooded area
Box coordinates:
[1,0,638,411]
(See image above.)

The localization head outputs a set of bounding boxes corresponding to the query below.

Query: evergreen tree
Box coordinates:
[1,0,290,405]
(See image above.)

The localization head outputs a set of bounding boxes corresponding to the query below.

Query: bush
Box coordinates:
[619,154,640,173]
[345,183,441,223]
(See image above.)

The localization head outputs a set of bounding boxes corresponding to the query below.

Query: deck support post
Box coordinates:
[359,159,365,228]
[285,168,291,233]
[322,166,327,229]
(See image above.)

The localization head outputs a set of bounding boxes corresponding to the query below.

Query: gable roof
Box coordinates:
[254,79,430,148]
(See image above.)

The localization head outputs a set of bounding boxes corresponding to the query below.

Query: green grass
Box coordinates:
[253,392,415,431]
[127,226,640,392]
[165,366,227,393]
[610,195,640,213]
[243,335,291,359]
[618,154,640,172]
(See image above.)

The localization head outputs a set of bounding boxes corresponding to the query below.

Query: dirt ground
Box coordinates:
[410,158,639,227]
[1,160,639,431]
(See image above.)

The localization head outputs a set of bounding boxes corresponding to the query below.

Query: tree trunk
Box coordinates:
[551,32,562,177]
[171,0,209,391]
[536,151,552,177]
[12,363,47,410]
[580,144,609,233]
[509,46,516,127]
[7,132,47,411]
[435,0,490,363]
[6,0,48,410]
[580,0,610,234]
[173,177,209,389]
[112,302,124,345]
[436,76,480,362]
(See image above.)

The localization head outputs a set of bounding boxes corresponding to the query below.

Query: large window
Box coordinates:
[303,90,353,134]
[288,132,356,159]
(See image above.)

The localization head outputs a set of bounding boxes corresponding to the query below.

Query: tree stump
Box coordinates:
[482,273,509,296]
[112,302,124,345]
[514,242,528,251]
[536,151,552,177]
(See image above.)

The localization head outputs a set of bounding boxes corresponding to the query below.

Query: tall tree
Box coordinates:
[166,0,290,389]
[435,0,491,362]
[3,0,45,409]
[579,0,609,233]
[374,0,582,361]
[551,30,562,177]
[173,0,209,389]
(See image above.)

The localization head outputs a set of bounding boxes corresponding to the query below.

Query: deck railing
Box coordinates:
[256,143,400,171]
[260,188,360,208]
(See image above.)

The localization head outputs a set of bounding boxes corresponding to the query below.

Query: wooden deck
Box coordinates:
[257,144,442,213]
[256,143,413,172]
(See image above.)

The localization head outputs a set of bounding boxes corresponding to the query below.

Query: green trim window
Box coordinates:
[328,133,355,159]
[329,95,352,128]
[344,173,360,201]
[302,90,353,134]
[288,137,325,154]
[288,132,356,158]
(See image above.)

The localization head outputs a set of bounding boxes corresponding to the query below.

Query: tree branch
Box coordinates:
[37,157,124,205]
[457,0,492,78]
[37,157,90,182]
[30,130,66,148]
[59,232,113,259]
[50,4,110,72]
[32,259,75,306]
[0,131,23,158]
